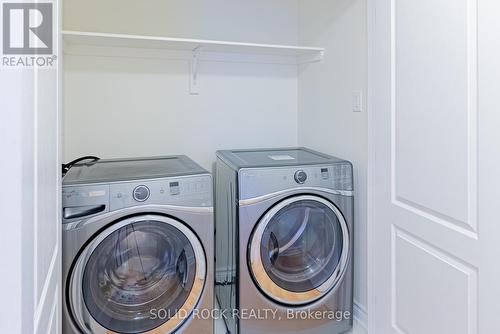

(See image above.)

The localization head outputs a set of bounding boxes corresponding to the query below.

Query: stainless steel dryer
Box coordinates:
[62,156,213,334]
[215,148,353,334]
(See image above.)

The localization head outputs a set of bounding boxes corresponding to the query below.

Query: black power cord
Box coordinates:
[62,156,100,177]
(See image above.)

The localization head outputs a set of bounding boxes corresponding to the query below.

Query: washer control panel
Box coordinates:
[62,175,213,223]
[109,175,213,210]
[294,170,308,184]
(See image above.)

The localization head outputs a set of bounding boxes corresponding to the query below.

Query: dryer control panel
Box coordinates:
[238,163,353,200]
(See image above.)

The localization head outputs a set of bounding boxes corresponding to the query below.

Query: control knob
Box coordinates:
[133,185,150,202]
[294,170,307,184]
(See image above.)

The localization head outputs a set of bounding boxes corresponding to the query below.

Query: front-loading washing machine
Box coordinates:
[62,156,213,334]
[215,148,353,334]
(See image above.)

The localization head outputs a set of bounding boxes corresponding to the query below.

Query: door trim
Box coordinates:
[367,0,377,331]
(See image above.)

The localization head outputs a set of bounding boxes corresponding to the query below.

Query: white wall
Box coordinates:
[62,0,300,170]
[298,0,368,324]
[63,0,299,45]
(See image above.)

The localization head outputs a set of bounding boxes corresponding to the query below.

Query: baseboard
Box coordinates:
[353,300,368,330]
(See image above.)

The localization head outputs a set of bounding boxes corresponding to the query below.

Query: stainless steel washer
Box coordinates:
[215,148,353,334]
[62,156,214,334]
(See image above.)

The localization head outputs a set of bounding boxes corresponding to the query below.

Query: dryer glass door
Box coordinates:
[249,195,349,305]
[70,215,206,334]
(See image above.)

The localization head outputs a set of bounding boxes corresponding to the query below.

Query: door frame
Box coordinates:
[367,0,379,332]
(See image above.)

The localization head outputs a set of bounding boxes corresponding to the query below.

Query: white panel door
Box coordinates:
[369,0,500,333]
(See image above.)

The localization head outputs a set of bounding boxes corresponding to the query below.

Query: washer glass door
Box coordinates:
[71,215,206,334]
[249,195,349,305]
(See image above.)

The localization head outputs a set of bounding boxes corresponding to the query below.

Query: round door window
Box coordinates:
[249,195,349,305]
[71,215,206,334]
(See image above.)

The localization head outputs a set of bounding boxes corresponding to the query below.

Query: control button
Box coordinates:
[169,182,180,195]
[334,166,341,178]
[133,185,150,202]
[195,181,205,191]
[294,170,308,184]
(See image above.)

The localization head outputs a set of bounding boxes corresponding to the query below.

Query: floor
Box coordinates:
[213,300,368,334]
[215,318,367,334]
[347,321,368,334]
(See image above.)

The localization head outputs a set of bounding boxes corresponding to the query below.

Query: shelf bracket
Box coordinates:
[298,50,325,65]
[190,48,201,95]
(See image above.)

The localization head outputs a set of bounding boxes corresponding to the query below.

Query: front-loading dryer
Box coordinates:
[62,156,213,334]
[215,148,353,334]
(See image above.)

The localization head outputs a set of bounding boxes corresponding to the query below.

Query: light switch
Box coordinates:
[352,91,363,112]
